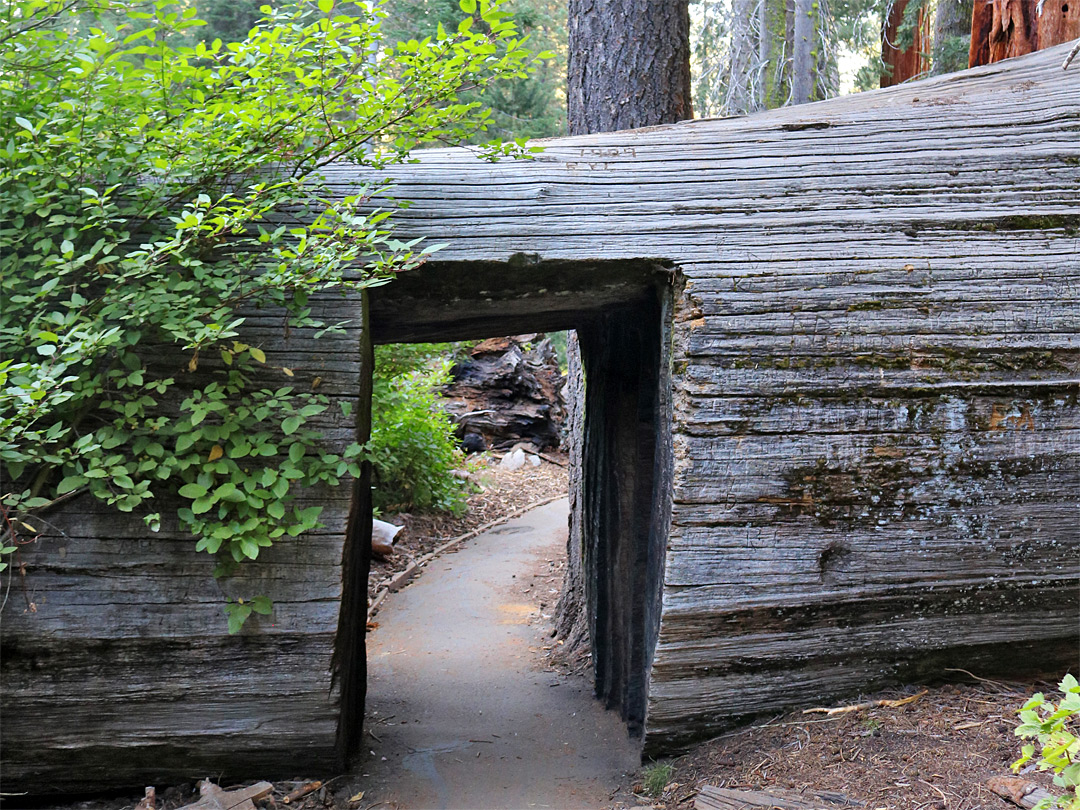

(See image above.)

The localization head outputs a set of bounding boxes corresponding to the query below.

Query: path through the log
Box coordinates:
[350,498,640,809]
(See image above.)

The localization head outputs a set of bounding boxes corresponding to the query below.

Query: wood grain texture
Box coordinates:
[326,44,1079,753]
[2,44,1077,789]
[0,294,362,792]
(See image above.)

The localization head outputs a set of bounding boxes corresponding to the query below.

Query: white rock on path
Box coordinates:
[499,448,526,471]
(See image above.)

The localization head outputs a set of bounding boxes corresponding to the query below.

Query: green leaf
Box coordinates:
[282,416,302,435]
[459,0,476,12]
[215,482,245,502]
[250,595,273,615]
[179,483,208,499]
[226,601,252,634]
[14,117,34,133]
[298,505,322,524]
[57,475,87,494]
[318,0,333,11]
[249,347,266,363]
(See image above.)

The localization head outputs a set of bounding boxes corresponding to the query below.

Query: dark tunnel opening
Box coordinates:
[334,257,678,761]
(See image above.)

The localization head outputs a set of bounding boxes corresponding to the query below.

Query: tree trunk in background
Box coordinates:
[726,0,758,114]
[969,0,1034,66]
[791,0,814,103]
[758,0,772,109]
[786,0,836,104]
[1034,1,1080,50]
[882,0,930,87]
[555,0,692,666]
[567,0,692,133]
[970,0,1080,67]
[931,0,975,74]
[814,0,839,99]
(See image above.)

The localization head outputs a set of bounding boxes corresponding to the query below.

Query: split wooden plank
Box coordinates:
[694,785,863,809]
[179,781,273,810]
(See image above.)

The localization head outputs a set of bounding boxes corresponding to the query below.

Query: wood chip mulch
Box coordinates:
[620,674,1062,810]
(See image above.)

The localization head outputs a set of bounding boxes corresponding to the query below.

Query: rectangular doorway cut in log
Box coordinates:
[358,257,678,743]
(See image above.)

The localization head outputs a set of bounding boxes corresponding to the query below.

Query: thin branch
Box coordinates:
[1064,39,1080,70]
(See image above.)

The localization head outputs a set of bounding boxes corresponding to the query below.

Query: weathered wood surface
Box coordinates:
[0,294,363,792]
[695,785,862,809]
[326,44,1080,752]
[2,44,1077,790]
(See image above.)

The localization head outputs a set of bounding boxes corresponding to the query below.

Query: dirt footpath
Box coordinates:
[350,498,640,810]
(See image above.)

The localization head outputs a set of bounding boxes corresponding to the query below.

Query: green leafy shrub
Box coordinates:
[370,346,467,514]
[0,0,537,622]
[1013,673,1080,809]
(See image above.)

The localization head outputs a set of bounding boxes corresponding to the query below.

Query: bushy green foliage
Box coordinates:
[0,0,538,622]
[1013,674,1080,809]
[370,346,467,514]
[381,0,564,140]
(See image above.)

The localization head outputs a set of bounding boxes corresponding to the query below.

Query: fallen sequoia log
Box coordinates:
[441,334,565,451]
[3,45,1078,795]
[695,786,863,809]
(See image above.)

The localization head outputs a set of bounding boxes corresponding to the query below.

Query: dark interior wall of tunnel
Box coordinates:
[577,284,674,736]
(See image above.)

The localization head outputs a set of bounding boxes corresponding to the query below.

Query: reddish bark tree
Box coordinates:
[969,0,1080,67]
[882,0,931,87]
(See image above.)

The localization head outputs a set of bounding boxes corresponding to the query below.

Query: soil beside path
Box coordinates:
[348,498,640,810]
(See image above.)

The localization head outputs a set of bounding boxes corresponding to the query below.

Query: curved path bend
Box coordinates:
[350,498,640,810]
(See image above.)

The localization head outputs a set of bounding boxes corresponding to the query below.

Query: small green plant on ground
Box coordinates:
[1013,673,1080,809]
[370,344,468,514]
[643,762,674,798]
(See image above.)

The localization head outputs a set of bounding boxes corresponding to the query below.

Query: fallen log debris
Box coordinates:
[281,781,322,805]
[442,335,566,452]
[178,781,273,810]
[802,689,928,716]
[986,776,1059,809]
[135,787,155,810]
[694,785,863,809]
